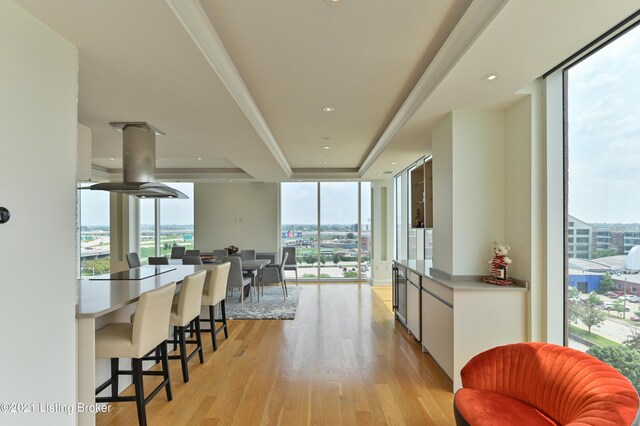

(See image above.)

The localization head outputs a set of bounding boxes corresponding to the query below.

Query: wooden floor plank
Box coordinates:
[97,284,454,425]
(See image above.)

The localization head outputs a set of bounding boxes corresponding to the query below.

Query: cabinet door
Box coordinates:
[422,288,453,379]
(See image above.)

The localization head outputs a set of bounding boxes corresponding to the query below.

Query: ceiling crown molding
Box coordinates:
[165,0,292,178]
[358,0,509,176]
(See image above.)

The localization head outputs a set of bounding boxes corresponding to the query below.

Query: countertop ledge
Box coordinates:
[394,259,528,292]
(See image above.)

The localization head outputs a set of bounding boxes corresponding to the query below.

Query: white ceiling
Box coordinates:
[15,0,640,182]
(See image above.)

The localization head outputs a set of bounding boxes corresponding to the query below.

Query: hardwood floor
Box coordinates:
[97,284,455,425]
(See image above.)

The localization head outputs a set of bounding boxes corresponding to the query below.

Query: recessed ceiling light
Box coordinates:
[323,0,342,5]
[482,73,499,81]
[323,161,328,165]
[297,180,302,182]
[229,180,233,183]
[391,162,397,165]
[323,146,331,150]
[322,106,335,112]
[197,157,202,160]
[110,158,115,161]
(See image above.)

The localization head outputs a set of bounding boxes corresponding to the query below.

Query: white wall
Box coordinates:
[432,113,454,273]
[432,111,506,277]
[195,183,279,253]
[451,110,506,276]
[0,2,78,424]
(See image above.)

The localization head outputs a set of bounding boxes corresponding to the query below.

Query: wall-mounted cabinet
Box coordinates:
[410,157,433,229]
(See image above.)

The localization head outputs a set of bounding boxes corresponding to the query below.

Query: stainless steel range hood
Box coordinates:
[90,122,188,199]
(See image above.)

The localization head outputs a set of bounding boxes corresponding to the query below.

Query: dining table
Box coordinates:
[168,257,271,300]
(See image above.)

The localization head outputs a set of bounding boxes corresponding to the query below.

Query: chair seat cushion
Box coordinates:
[454,389,558,426]
[95,323,133,358]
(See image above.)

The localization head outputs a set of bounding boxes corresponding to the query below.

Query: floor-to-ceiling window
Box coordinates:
[281,182,318,279]
[320,182,359,278]
[159,183,195,256]
[139,198,156,264]
[565,21,640,394]
[78,184,110,277]
[360,182,372,279]
[77,182,194,274]
[281,181,371,280]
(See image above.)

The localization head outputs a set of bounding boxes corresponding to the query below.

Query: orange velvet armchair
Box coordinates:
[453,342,638,425]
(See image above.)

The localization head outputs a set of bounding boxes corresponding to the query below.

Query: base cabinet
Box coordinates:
[421,286,453,379]
[407,272,421,341]
[420,276,527,391]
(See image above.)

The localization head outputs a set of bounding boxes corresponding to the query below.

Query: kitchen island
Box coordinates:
[76,265,206,426]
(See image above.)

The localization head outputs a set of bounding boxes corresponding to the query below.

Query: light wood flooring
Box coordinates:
[97,284,455,425]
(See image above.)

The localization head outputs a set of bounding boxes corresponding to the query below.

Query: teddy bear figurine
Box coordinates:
[489,240,512,280]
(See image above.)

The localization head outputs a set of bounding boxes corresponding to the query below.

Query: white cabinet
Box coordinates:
[422,284,453,379]
[407,271,421,341]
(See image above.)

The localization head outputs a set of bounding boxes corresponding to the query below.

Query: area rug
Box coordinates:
[225,285,301,320]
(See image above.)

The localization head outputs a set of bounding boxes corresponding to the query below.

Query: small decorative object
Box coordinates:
[226,245,239,255]
[483,240,515,286]
[414,208,423,228]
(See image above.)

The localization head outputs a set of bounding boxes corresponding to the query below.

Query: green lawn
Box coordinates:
[569,325,622,348]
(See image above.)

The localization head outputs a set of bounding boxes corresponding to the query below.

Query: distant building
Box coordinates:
[568,215,592,259]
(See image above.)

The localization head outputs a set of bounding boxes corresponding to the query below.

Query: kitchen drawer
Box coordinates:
[408,271,421,286]
[422,277,453,306]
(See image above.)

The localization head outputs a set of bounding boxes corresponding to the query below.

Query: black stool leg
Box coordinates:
[194,318,204,364]
[110,358,119,398]
[209,305,217,351]
[179,326,189,382]
[173,326,178,351]
[132,358,146,426]
[160,342,172,401]
[221,300,229,338]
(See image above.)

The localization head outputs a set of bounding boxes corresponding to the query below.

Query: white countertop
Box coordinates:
[394,259,528,292]
[76,265,206,318]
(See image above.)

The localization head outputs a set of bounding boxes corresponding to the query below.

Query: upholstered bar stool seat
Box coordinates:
[95,283,176,426]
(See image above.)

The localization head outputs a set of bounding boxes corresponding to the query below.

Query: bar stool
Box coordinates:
[200,262,231,351]
[168,270,206,382]
[95,282,176,426]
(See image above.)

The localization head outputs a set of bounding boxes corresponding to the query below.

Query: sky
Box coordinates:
[568,25,640,224]
[80,182,194,226]
[281,182,371,225]
[81,181,371,226]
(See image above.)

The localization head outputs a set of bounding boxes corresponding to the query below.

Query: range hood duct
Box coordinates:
[90,122,188,199]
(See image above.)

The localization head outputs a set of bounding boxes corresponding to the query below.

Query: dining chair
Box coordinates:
[185,249,200,257]
[282,247,298,286]
[95,283,176,426]
[213,249,228,259]
[148,256,169,265]
[223,256,252,308]
[200,262,231,351]
[170,246,186,259]
[240,250,256,261]
[182,256,203,265]
[126,252,141,269]
[260,251,288,300]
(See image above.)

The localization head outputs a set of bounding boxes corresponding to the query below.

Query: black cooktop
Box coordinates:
[89,266,176,281]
